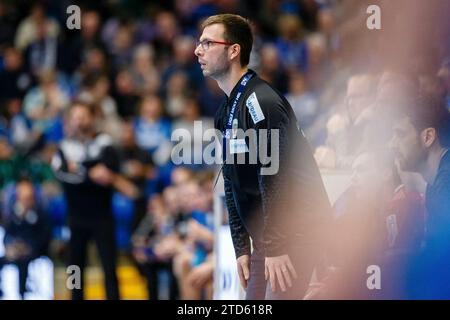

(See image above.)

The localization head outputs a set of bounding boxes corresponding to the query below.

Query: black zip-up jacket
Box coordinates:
[215,70,332,258]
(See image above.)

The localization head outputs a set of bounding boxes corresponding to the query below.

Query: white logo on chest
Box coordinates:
[246,92,265,124]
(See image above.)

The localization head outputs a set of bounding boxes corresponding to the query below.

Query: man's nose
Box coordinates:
[194,45,201,57]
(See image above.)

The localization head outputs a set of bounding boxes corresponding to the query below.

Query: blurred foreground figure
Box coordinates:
[390,94,450,299]
[318,150,425,299]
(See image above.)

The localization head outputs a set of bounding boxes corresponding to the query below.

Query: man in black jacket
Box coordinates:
[51,101,138,300]
[195,14,332,299]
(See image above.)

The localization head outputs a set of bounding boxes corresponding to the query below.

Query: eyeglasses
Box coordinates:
[196,39,233,51]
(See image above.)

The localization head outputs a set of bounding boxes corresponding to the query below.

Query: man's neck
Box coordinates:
[420,145,448,185]
[216,66,248,97]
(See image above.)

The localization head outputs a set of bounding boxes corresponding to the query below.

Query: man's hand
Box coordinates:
[89,164,115,186]
[265,254,298,292]
[237,254,250,289]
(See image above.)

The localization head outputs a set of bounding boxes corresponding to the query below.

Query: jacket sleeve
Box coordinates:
[223,169,251,258]
[253,94,293,257]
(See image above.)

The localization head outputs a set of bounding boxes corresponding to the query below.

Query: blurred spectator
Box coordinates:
[129,44,160,96]
[22,70,68,144]
[14,3,60,51]
[151,11,180,70]
[275,14,308,73]
[0,47,33,101]
[76,47,110,86]
[315,73,376,168]
[112,68,140,119]
[286,71,319,131]
[305,33,329,91]
[164,70,190,119]
[65,10,105,75]
[116,120,155,232]
[317,8,339,61]
[133,95,172,165]
[2,178,51,299]
[172,95,215,169]
[132,193,179,300]
[78,73,122,142]
[22,16,62,77]
[161,35,203,94]
[173,172,214,299]
[109,23,135,72]
[257,44,289,94]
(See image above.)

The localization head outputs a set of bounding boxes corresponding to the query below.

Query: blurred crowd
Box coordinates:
[0,0,449,299]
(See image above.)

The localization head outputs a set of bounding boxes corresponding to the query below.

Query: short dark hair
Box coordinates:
[402,94,450,147]
[70,99,96,116]
[200,14,253,67]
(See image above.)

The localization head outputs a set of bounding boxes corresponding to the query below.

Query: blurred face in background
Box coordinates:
[4,48,22,71]
[390,116,426,172]
[259,44,280,73]
[173,36,196,65]
[181,98,200,121]
[85,48,106,72]
[82,11,100,39]
[140,96,162,121]
[195,23,231,79]
[16,181,35,212]
[120,121,135,147]
[162,186,180,215]
[178,181,201,213]
[114,26,133,52]
[167,71,188,96]
[115,70,135,94]
[0,139,13,160]
[69,104,95,137]
[288,72,307,95]
[155,11,178,43]
[93,76,109,99]
[346,75,373,123]
[133,45,154,71]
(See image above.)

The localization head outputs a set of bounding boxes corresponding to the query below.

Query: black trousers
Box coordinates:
[69,218,120,300]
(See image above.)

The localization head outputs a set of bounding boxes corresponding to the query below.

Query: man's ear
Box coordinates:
[229,44,241,61]
[421,127,437,148]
